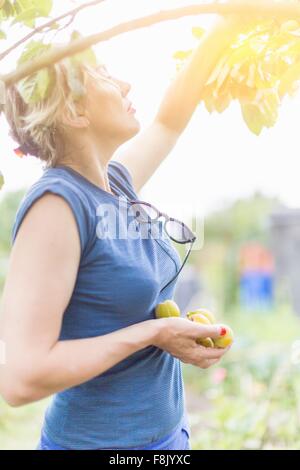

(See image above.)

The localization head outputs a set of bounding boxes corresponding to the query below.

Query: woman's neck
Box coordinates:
[59,159,113,194]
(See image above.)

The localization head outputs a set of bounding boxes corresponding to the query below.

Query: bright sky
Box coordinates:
[1,0,300,218]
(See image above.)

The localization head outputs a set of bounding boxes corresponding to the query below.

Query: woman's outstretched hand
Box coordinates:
[153,317,230,369]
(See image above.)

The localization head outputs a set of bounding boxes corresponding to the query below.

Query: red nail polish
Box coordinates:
[220,327,227,337]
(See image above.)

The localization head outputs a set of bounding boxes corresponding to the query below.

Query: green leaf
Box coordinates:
[17,67,52,104]
[16,74,38,104]
[69,30,97,68]
[0,171,5,191]
[74,47,98,68]
[259,91,280,120]
[0,0,14,19]
[241,104,265,135]
[192,27,205,40]
[206,53,231,86]
[13,0,22,14]
[16,0,52,16]
[64,59,86,100]
[37,67,51,100]
[17,40,51,66]
[33,0,52,17]
[24,18,36,28]
[203,94,215,113]
[172,50,192,61]
[0,29,6,39]
[214,93,232,113]
[70,30,81,42]
[12,0,52,26]
[61,31,98,101]
[12,7,36,28]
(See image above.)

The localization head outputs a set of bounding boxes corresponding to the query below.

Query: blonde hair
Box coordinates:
[4,59,92,168]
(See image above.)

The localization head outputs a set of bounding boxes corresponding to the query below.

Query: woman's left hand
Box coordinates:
[153,317,231,369]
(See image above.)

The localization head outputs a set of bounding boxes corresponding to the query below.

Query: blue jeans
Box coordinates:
[36,414,191,451]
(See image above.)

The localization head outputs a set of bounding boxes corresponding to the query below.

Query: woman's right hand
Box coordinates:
[153,317,231,369]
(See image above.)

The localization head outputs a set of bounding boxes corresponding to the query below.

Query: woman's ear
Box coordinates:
[61,106,90,129]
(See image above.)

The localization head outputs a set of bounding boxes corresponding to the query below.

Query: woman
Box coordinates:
[0,13,246,451]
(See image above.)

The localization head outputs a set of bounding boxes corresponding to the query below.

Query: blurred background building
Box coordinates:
[270,209,300,316]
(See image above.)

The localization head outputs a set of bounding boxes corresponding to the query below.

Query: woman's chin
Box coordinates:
[127,119,141,138]
[115,117,141,145]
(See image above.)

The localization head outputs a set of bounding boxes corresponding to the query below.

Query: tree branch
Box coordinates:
[0,0,106,61]
[1,1,300,87]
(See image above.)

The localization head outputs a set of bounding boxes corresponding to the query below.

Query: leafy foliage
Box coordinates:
[0,189,25,255]
[64,30,98,101]
[0,1,98,107]
[174,18,300,135]
[0,0,52,27]
[0,189,25,291]
[2,1,300,136]
[15,32,98,105]
[16,40,52,104]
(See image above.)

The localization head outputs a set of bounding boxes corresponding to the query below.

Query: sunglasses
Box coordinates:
[128,200,197,292]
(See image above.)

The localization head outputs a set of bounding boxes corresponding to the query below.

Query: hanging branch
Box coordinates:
[0,0,106,62]
[1,1,300,88]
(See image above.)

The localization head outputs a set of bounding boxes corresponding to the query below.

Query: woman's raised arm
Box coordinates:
[114,14,249,191]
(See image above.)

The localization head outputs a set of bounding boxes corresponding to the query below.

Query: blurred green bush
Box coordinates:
[0,190,25,291]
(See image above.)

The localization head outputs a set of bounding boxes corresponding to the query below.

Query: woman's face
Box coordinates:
[84,64,140,144]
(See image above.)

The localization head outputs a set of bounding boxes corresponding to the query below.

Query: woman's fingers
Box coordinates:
[177,345,230,366]
[154,317,232,367]
[186,322,226,341]
[200,358,220,369]
[196,345,230,361]
[194,346,228,363]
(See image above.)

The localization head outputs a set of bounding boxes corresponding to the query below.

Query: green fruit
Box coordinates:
[155,300,181,319]
[188,313,210,325]
[214,325,234,349]
[187,308,216,324]
[187,312,213,347]
[198,337,214,348]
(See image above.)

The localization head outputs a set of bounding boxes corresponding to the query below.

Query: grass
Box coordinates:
[0,398,48,450]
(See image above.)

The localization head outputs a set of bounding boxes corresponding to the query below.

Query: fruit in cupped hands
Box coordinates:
[186,308,233,348]
[187,308,216,324]
[187,312,213,347]
[199,337,214,348]
[188,313,210,325]
[213,325,234,349]
[155,300,181,319]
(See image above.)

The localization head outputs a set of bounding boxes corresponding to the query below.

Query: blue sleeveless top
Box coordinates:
[11,160,185,450]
